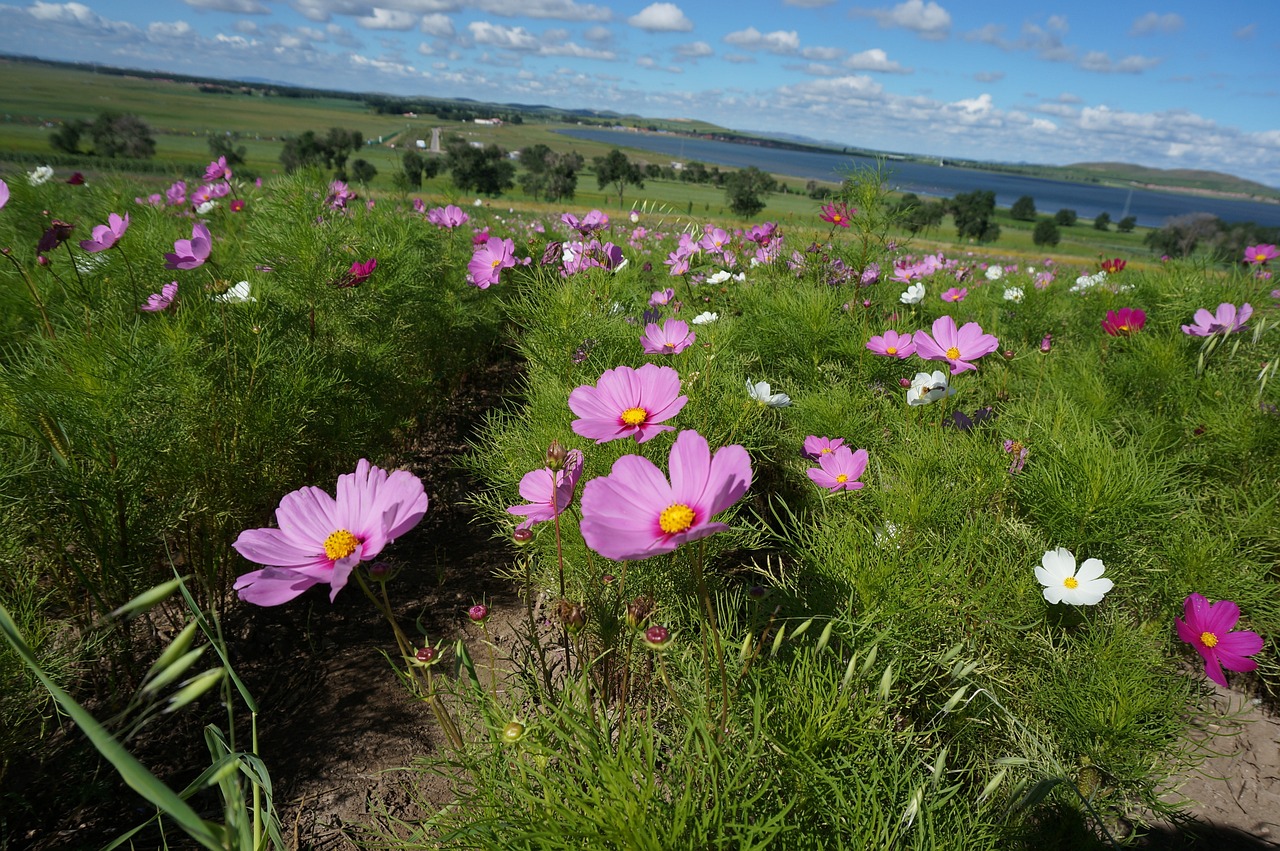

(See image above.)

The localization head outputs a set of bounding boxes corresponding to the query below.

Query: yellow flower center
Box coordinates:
[835,474,848,483]
[1063,576,1079,589]
[659,503,695,535]
[1255,253,1267,262]
[945,346,961,359]
[665,341,676,349]
[490,258,502,269]
[886,346,897,355]
[820,447,833,454]
[620,406,647,427]
[1200,631,1219,648]
[833,215,843,223]
[324,529,360,561]
[1117,324,1129,332]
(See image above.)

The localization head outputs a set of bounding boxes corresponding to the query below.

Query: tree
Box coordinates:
[1033,218,1061,247]
[350,158,377,185]
[1011,195,1037,221]
[949,190,997,241]
[723,166,776,218]
[1117,216,1137,233]
[444,137,515,196]
[90,112,156,159]
[519,145,581,202]
[208,134,248,169]
[681,161,709,184]
[50,119,88,155]
[324,127,363,176]
[280,130,328,173]
[593,149,644,205]
[400,149,425,188]
[1094,211,1111,231]
[1144,213,1220,258]
[1054,208,1078,226]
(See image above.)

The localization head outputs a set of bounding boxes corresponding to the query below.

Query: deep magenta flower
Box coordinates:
[233,459,428,606]
[941,287,968,303]
[79,213,129,253]
[562,209,609,236]
[164,222,212,270]
[338,257,377,288]
[802,435,845,460]
[866,329,917,359]
[579,429,752,561]
[204,156,232,182]
[140,282,178,313]
[1244,244,1278,266]
[1181,303,1252,336]
[569,363,687,444]
[641,319,694,355]
[507,449,584,531]
[913,315,1000,373]
[1100,258,1126,274]
[467,237,516,289]
[806,446,868,492]
[37,220,74,254]
[1176,593,1263,687]
[820,202,854,228]
[1101,307,1146,336]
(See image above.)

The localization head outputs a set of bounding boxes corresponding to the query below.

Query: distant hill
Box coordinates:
[1064,161,1280,201]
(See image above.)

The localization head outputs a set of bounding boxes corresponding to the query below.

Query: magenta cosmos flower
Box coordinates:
[428,204,469,228]
[641,319,695,355]
[79,212,129,253]
[1101,307,1146,336]
[338,257,377,288]
[1244,244,1277,266]
[866,329,916,359]
[820,202,853,228]
[913,315,1000,373]
[802,435,845,460]
[0,178,9,210]
[579,429,752,561]
[233,459,429,606]
[507,449,584,531]
[1175,593,1263,687]
[164,222,212,271]
[140,282,178,313]
[569,363,688,444]
[467,236,516,289]
[1181,302,1252,336]
[806,446,868,492]
[204,156,232,182]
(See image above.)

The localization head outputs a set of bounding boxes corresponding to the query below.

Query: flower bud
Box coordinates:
[37,254,49,266]
[862,299,872,309]
[557,599,587,634]
[468,603,490,624]
[748,585,768,601]
[1001,349,1015,361]
[366,561,392,581]
[502,721,526,744]
[1039,334,1053,353]
[512,528,534,546]
[414,646,439,667]
[545,439,567,471]
[642,625,673,652]
[601,573,616,585]
[625,595,654,629]
[898,377,912,388]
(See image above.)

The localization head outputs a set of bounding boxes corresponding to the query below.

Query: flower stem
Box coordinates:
[693,541,729,735]
[3,252,55,339]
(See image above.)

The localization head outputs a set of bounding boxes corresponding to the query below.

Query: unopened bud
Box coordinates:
[414,646,439,666]
[862,299,872,309]
[468,603,489,624]
[37,254,49,266]
[512,527,533,546]
[502,721,526,744]
[643,625,673,652]
[1039,334,1053,353]
[367,561,392,581]
[898,377,912,388]
[545,439,567,470]
[1001,349,1015,360]
[626,595,654,629]
[557,599,587,634]
[748,585,768,601]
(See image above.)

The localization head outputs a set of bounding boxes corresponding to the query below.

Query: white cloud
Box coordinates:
[356,8,420,30]
[1234,22,1256,40]
[27,1,135,33]
[786,62,841,77]
[801,45,843,61]
[627,2,692,32]
[636,54,683,73]
[1078,51,1161,74]
[860,0,950,41]
[673,41,713,59]
[183,0,269,12]
[148,20,194,39]
[479,0,610,19]
[844,48,908,73]
[973,70,1004,83]
[583,25,611,43]
[420,12,452,37]
[723,27,800,54]
[1130,12,1183,36]
[469,20,538,50]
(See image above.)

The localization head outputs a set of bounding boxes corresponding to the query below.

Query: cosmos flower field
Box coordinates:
[1,162,1278,849]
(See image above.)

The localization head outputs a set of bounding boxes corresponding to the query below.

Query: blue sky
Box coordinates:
[3,0,1278,186]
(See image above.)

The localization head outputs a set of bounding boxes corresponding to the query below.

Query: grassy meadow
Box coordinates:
[1,60,1278,850]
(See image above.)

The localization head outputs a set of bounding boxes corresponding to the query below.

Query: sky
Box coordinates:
[3,0,1279,187]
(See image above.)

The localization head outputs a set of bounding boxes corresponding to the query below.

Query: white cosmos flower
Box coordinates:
[707,270,732,285]
[1070,271,1107,293]
[1035,547,1113,605]
[28,165,54,186]
[984,265,1003,281]
[1003,287,1024,303]
[691,311,718,325]
[629,210,640,223]
[213,280,257,303]
[196,200,217,215]
[900,283,925,304]
[907,371,956,407]
[746,378,790,407]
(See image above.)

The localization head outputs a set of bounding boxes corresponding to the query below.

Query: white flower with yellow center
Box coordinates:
[746,379,790,407]
[1035,547,1113,605]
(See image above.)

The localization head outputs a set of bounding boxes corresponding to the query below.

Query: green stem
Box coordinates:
[692,541,729,735]
[3,252,55,339]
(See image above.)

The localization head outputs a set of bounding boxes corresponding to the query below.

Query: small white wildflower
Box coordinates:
[1035,548,1113,605]
[900,283,925,304]
[28,165,54,186]
[1003,286,1024,303]
[196,200,217,215]
[213,281,257,303]
[746,379,790,407]
[907,371,957,407]
[984,265,1003,281]
[707,270,732,285]
[691,311,718,325]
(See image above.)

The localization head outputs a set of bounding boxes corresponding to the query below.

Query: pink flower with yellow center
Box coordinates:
[912,315,1000,374]
[1176,593,1263,688]
[569,363,688,445]
[641,319,695,355]
[866,330,916,359]
[801,435,845,460]
[1101,307,1146,336]
[806,446,868,492]
[579,430,752,561]
[507,449,585,532]
[1244,244,1277,266]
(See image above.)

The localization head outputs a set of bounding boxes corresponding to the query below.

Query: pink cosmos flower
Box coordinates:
[166,180,186,207]
[579,429,752,561]
[806,446,868,492]
[941,287,967,303]
[428,204,469,228]
[913,315,1000,374]
[140,282,178,313]
[233,459,429,606]
[802,435,845,460]
[1243,244,1277,266]
[641,319,694,355]
[1101,307,1146,336]
[135,193,163,207]
[79,213,129,253]
[230,199,245,212]
[467,237,516,289]
[204,156,232,182]
[164,222,212,270]
[699,227,731,254]
[338,257,377,288]
[506,449,585,531]
[1003,439,1028,474]
[866,330,917,359]
[649,287,675,307]
[570,363,688,444]
[820,202,853,228]
[1100,258,1126,274]
[1175,593,1263,688]
[327,180,356,209]
[562,210,609,236]
[0,178,8,210]
[1181,303,1253,336]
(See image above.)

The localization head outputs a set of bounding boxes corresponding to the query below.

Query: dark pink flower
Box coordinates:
[79,213,129,253]
[579,430,752,561]
[164,222,212,270]
[428,204,469,228]
[820,202,854,228]
[467,237,516,289]
[1176,593,1263,687]
[338,257,377,288]
[204,156,232,182]
[562,209,608,237]
[230,199,245,212]
[66,172,85,186]
[913,315,1000,374]
[507,449,584,531]
[941,287,967,303]
[233,460,429,606]
[1101,307,1146,336]
[806,446,868,492]
[37,220,74,254]
[640,319,694,355]
[1100,257,1126,274]
[140,282,178,312]
[866,329,916,359]
[1244,244,1278,266]
[1181,303,1252,336]
[569,363,687,445]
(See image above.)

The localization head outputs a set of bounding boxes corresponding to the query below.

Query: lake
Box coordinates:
[557,128,1280,229]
